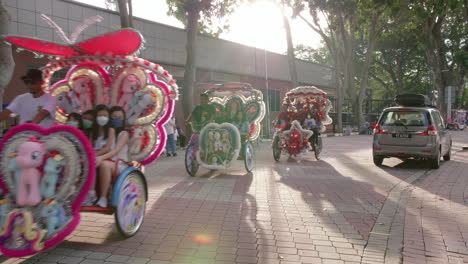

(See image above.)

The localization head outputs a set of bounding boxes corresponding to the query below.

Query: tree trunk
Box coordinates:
[281,8,298,87]
[0,0,15,108]
[182,9,199,119]
[127,0,133,27]
[357,14,379,128]
[117,0,130,27]
[455,65,466,108]
[422,16,449,118]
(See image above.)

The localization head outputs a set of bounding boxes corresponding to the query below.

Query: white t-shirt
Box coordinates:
[164,118,176,135]
[7,93,56,128]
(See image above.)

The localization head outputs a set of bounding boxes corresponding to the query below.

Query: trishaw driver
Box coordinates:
[185,94,216,131]
[0,69,56,128]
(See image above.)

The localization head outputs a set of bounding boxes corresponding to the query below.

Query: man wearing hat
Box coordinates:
[0,69,56,128]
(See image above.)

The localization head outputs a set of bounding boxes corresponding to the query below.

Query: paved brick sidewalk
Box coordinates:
[1,132,467,264]
[403,131,468,264]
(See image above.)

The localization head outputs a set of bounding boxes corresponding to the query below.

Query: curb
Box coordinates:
[259,132,361,142]
[321,132,361,137]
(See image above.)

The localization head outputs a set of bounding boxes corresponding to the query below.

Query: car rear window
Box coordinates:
[380,111,429,127]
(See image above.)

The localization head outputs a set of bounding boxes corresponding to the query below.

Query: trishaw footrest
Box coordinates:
[80,206,114,214]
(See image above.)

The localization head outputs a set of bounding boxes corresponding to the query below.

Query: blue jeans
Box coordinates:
[166,134,176,154]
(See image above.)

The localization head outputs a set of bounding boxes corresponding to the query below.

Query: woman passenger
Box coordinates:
[81,109,94,137]
[91,104,115,156]
[67,112,83,129]
[95,106,130,208]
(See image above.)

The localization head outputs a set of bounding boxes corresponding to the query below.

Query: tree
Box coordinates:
[280,0,298,87]
[105,0,133,27]
[0,0,15,108]
[166,0,240,119]
[406,0,466,117]
[294,44,332,65]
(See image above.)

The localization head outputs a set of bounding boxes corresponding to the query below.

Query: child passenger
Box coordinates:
[95,106,130,208]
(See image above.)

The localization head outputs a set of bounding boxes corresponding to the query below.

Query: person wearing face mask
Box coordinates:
[81,110,94,138]
[94,106,130,208]
[91,104,115,157]
[82,105,115,206]
[66,113,84,129]
[0,69,56,127]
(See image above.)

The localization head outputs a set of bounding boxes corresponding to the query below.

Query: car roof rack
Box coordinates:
[394,94,438,108]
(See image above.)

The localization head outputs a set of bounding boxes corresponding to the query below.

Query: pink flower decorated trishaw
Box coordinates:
[185,83,265,176]
[272,86,332,160]
[0,16,178,257]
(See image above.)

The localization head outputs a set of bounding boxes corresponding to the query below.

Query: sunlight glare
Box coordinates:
[223,1,286,52]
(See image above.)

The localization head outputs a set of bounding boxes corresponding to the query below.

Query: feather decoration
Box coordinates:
[70,15,103,44]
[40,14,71,44]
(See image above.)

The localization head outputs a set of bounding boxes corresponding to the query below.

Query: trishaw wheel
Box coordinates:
[115,170,146,237]
[314,136,322,160]
[244,141,255,172]
[273,135,282,161]
[185,145,199,177]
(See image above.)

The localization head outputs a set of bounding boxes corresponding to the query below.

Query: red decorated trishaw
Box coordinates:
[272,86,332,160]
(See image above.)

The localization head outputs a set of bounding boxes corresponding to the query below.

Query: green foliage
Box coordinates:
[166,0,241,37]
[293,44,332,65]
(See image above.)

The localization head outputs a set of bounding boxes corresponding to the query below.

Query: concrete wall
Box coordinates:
[3,0,335,89]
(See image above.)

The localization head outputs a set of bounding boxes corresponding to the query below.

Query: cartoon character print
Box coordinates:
[118,75,141,112]
[129,127,144,154]
[15,136,46,207]
[69,76,94,112]
[40,152,65,199]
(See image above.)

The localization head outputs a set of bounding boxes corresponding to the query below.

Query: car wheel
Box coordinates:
[430,148,441,169]
[443,142,452,161]
[373,155,383,166]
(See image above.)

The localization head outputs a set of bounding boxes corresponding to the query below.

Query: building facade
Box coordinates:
[2,0,336,135]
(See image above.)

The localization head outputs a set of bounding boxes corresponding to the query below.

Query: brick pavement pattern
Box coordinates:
[0,130,467,264]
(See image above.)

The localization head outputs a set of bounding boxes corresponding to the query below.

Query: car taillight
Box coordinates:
[373,124,388,134]
[417,125,438,136]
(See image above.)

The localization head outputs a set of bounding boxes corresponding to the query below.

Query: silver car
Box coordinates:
[373,106,452,169]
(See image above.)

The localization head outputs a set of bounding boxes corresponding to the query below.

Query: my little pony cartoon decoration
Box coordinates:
[40,200,68,236]
[14,136,46,207]
[0,124,95,257]
[118,74,142,112]
[40,152,65,199]
[70,75,94,112]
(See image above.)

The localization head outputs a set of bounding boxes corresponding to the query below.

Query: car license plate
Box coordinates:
[393,133,411,138]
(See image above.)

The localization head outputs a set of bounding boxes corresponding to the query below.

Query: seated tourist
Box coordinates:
[67,112,84,129]
[81,109,95,137]
[233,111,250,138]
[91,105,115,156]
[95,106,130,208]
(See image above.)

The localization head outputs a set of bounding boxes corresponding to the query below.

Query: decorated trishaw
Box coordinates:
[185,83,265,176]
[0,15,178,257]
[272,86,332,161]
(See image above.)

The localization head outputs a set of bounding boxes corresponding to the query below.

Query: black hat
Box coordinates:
[21,69,43,82]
